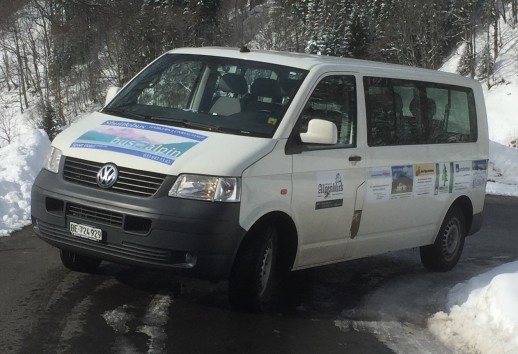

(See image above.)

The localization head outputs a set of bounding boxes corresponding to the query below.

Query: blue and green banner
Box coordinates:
[70,120,207,165]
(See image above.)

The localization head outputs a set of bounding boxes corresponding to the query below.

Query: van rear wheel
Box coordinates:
[420,206,466,272]
[228,224,278,311]
[60,250,101,273]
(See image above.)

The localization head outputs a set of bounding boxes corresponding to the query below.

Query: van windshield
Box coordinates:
[103,54,308,138]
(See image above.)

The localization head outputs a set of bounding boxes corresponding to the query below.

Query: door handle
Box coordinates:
[349,155,362,162]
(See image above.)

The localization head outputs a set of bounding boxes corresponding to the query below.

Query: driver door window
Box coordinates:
[299,75,357,147]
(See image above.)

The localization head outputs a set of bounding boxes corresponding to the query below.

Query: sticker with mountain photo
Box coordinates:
[391,165,413,200]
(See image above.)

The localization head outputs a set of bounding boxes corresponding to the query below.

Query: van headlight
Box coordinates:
[169,175,241,202]
[44,147,62,173]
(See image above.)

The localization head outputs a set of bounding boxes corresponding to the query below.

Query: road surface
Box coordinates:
[0,195,516,353]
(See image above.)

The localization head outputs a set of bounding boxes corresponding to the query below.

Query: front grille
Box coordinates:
[67,203,123,228]
[63,157,166,197]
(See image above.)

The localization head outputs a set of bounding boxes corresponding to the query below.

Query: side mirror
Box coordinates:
[105,86,121,106]
[300,119,337,145]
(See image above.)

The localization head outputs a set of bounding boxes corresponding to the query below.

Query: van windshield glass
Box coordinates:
[103,54,308,138]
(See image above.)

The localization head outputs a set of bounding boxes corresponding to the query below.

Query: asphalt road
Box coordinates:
[0,195,517,354]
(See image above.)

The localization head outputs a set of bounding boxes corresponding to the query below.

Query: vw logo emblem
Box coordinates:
[96,164,118,189]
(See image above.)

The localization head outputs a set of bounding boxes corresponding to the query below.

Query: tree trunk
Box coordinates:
[487,25,491,89]
[2,51,12,91]
[493,1,499,60]
[13,22,29,109]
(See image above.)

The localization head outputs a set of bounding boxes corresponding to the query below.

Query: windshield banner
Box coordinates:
[70,120,207,165]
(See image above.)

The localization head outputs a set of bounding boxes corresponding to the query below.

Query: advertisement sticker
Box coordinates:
[316,171,345,210]
[391,165,414,200]
[453,161,472,192]
[70,120,207,165]
[366,167,392,203]
[435,162,453,195]
[472,159,488,189]
[413,163,436,197]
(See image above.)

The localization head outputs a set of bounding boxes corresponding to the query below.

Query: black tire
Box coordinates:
[60,250,102,273]
[420,206,466,272]
[228,224,278,311]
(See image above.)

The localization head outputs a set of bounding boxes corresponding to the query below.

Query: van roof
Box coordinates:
[169,47,476,86]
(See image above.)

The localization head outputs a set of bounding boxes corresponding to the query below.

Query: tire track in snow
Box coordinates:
[102,294,173,354]
[45,271,87,310]
[56,278,118,353]
[103,304,140,354]
[137,294,172,354]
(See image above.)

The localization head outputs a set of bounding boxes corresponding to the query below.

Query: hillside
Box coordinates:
[441,13,518,146]
[1,0,507,144]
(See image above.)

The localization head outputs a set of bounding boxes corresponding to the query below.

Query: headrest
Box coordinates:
[219,74,248,95]
[279,78,300,96]
[410,97,436,116]
[250,78,282,99]
[393,93,403,111]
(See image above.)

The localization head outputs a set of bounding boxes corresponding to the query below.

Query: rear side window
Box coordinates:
[364,77,477,146]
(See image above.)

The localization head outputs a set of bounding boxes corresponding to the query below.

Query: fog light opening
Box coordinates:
[184,253,197,267]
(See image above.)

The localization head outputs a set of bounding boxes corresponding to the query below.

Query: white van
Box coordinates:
[31,47,488,310]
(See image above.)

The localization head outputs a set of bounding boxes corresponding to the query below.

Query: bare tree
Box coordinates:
[0,106,18,146]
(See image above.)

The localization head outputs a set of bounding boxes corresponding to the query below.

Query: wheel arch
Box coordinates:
[430,195,474,246]
[235,211,298,272]
[451,195,474,235]
[421,196,471,272]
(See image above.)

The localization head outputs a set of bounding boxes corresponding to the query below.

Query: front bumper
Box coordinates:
[31,168,246,280]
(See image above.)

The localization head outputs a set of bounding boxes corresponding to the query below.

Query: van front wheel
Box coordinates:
[420,206,466,272]
[228,224,278,311]
[60,250,101,273]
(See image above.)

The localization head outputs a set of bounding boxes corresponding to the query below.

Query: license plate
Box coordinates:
[69,222,102,241]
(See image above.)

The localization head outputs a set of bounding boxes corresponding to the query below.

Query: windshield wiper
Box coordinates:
[103,109,263,137]
[102,107,150,121]
[149,116,223,132]
[104,108,220,132]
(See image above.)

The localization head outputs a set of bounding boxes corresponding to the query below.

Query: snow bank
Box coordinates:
[485,84,518,145]
[487,141,518,196]
[489,141,518,180]
[0,129,50,236]
[486,181,518,196]
[429,262,518,354]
